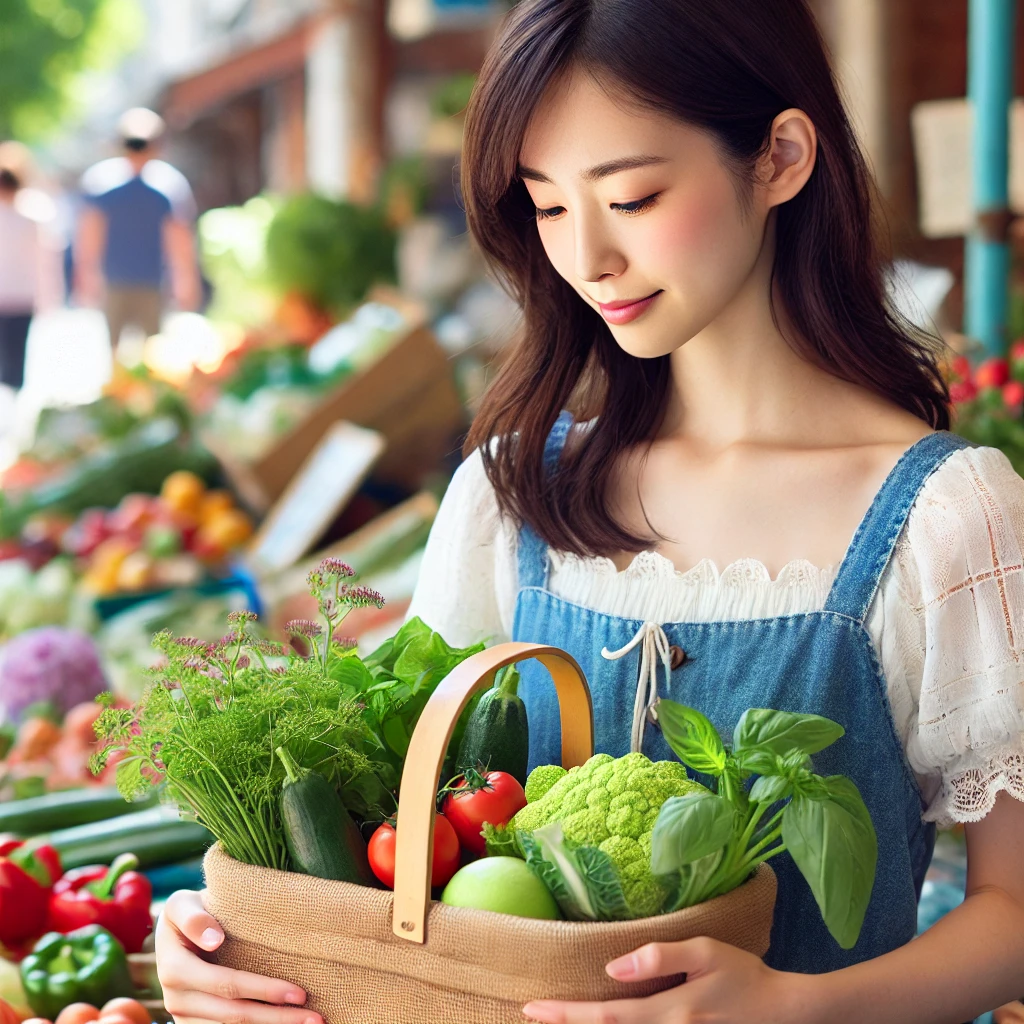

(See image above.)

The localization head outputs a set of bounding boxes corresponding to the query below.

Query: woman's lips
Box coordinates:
[597,290,662,325]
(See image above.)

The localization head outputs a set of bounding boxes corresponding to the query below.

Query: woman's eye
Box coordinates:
[534,192,661,222]
[612,192,661,215]
[535,205,565,221]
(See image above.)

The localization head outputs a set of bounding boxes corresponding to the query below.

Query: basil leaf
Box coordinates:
[651,791,737,874]
[736,749,778,775]
[790,769,829,800]
[733,709,845,758]
[781,784,878,949]
[749,773,792,805]
[657,700,727,775]
[664,848,724,912]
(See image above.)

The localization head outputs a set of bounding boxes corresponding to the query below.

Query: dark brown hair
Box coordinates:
[461,0,951,559]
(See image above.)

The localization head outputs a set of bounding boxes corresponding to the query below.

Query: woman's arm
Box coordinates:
[523,792,1024,1024]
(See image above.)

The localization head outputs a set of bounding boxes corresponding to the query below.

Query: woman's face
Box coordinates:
[518,70,773,359]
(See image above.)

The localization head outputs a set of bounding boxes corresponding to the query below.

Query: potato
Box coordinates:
[54,1004,100,1024]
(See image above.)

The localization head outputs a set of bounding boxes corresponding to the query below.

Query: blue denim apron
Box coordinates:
[512,411,972,975]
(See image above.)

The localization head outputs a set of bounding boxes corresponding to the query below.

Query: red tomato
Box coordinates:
[368,814,461,889]
[442,771,527,857]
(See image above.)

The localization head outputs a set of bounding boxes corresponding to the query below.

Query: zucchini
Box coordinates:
[38,806,213,870]
[276,747,375,884]
[456,665,530,785]
[0,786,159,837]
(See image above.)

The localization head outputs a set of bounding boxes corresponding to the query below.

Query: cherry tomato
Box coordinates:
[98,1001,150,1024]
[368,813,461,889]
[54,1005,100,1024]
[442,770,527,857]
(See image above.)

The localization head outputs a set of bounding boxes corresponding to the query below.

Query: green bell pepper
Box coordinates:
[20,924,134,1020]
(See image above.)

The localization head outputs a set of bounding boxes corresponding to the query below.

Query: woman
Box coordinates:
[0,142,51,391]
[156,0,1024,1020]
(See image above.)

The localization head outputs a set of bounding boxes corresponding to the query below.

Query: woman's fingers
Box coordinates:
[606,937,718,982]
[163,990,322,1024]
[161,889,224,952]
[522,994,666,1023]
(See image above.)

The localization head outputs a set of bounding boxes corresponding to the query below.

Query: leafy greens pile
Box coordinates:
[91,557,484,870]
[650,700,878,949]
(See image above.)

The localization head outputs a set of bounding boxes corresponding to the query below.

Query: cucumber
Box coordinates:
[38,806,213,870]
[0,786,159,837]
[456,665,530,785]
[276,747,375,884]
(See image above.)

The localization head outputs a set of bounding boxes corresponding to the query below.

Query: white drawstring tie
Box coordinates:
[601,621,673,754]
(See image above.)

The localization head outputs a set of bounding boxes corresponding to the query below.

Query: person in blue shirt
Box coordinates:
[74,107,200,355]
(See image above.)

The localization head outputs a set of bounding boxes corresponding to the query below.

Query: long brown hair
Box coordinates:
[461,0,950,559]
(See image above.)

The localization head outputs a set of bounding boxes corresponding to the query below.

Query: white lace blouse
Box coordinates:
[406,443,1024,828]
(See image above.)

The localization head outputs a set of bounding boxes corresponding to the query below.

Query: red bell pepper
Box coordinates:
[48,852,153,953]
[0,839,62,949]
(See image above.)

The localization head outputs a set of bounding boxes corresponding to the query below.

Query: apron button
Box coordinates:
[669,645,687,670]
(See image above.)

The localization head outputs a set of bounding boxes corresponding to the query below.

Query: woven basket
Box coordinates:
[203,641,777,1024]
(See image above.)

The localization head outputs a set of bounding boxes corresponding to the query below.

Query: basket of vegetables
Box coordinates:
[198,639,775,1024]
[96,560,877,1024]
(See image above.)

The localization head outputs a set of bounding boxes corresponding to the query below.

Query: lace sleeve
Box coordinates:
[404,447,513,649]
[906,446,1024,826]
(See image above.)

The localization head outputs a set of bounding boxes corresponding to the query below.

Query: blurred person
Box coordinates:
[74,107,201,354]
[0,142,61,392]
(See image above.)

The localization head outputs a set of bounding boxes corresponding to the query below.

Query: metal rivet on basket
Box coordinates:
[669,646,687,670]
[401,921,415,931]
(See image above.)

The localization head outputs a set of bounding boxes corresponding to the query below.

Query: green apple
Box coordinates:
[440,856,561,919]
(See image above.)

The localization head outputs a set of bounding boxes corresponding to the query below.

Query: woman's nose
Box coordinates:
[574,217,626,283]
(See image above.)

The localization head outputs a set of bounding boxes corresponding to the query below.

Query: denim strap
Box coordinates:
[516,410,575,590]
[824,431,973,622]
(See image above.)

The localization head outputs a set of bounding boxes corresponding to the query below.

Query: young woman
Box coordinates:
[155,0,1024,1021]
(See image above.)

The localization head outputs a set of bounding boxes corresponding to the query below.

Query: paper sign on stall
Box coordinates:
[245,420,385,576]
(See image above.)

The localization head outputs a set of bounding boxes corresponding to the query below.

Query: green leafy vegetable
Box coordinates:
[518,822,633,922]
[656,701,726,775]
[651,699,877,948]
[90,559,483,870]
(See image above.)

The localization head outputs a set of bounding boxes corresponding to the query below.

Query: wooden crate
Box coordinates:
[207,324,466,514]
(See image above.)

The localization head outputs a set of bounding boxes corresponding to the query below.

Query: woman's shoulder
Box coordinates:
[902,442,1024,590]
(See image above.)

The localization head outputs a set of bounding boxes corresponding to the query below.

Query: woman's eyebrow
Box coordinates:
[517,154,668,184]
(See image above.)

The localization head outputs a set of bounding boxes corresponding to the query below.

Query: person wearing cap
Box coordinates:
[75,107,201,354]
[0,141,61,391]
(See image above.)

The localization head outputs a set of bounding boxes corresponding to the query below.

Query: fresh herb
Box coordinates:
[650,701,877,949]
[90,558,483,870]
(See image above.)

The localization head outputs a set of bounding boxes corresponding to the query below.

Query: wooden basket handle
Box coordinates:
[391,642,593,943]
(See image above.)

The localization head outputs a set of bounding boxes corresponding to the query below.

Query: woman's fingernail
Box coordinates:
[303,1016,321,1024]
[284,991,305,1005]
[607,954,638,979]
[200,927,223,948]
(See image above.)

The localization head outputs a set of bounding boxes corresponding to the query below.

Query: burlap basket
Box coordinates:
[203,642,777,1024]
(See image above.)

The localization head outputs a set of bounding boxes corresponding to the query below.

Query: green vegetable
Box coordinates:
[20,924,134,1020]
[0,786,158,838]
[0,419,216,539]
[276,746,374,884]
[39,806,213,870]
[265,193,397,316]
[651,701,877,949]
[491,752,705,918]
[518,821,632,921]
[455,666,529,784]
[440,856,560,919]
[91,561,484,870]
[523,764,568,804]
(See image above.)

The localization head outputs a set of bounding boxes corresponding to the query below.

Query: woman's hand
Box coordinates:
[522,937,815,1024]
[156,889,324,1024]
[995,1001,1024,1023]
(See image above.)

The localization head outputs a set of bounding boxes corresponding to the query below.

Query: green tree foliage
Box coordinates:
[0,0,143,140]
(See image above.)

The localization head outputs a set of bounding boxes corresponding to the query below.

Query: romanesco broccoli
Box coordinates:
[524,764,568,803]
[509,752,705,917]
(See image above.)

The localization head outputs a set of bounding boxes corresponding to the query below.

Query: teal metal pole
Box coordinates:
[965,0,1016,356]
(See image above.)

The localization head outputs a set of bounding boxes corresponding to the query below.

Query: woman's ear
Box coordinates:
[757,108,817,207]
